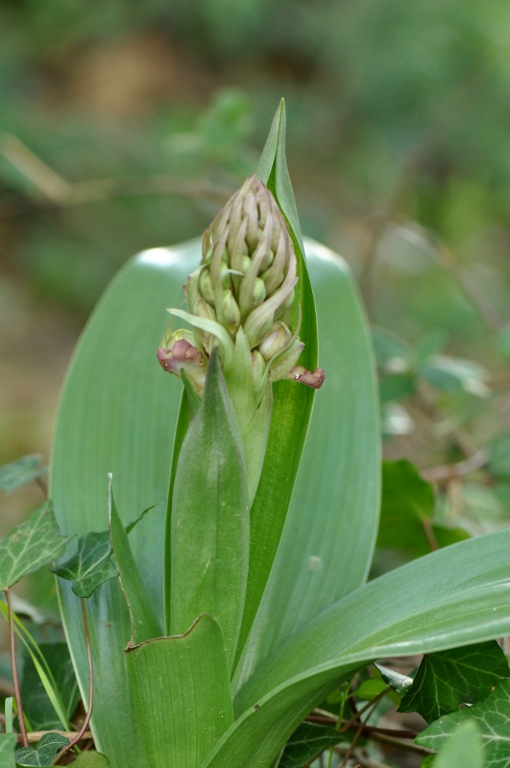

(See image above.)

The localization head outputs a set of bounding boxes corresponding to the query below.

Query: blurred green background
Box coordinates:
[2,0,510,571]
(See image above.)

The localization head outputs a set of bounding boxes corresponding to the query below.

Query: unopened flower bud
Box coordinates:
[286,366,326,389]
[258,322,293,363]
[157,330,207,395]
[221,290,241,332]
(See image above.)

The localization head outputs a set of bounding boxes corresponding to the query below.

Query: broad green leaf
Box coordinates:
[14,733,69,767]
[399,640,510,722]
[237,528,510,711]
[433,720,484,768]
[277,722,342,768]
[236,240,379,687]
[169,351,250,666]
[52,532,118,598]
[235,101,319,661]
[127,614,233,768]
[51,242,199,766]
[198,529,510,768]
[72,753,111,767]
[0,503,70,590]
[377,460,469,559]
[0,456,47,494]
[20,642,79,731]
[417,679,510,766]
[109,481,162,644]
[0,734,16,768]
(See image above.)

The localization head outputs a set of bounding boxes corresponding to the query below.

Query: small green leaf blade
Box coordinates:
[278,722,341,768]
[169,351,250,666]
[52,532,118,598]
[20,642,79,731]
[109,482,162,644]
[433,720,484,768]
[127,614,233,768]
[417,679,510,767]
[0,734,16,768]
[399,640,510,722]
[14,733,69,767]
[0,456,47,494]
[0,503,71,590]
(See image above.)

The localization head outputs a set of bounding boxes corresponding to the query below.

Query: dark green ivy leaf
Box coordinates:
[0,456,47,494]
[14,733,69,766]
[0,503,72,590]
[278,722,342,768]
[416,679,510,767]
[52,531,118,598]
[400,640,510,722]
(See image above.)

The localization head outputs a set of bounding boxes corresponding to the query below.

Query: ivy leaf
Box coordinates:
[20,642,80,731]
[72,753,111,767]
[52,531,118,598]
[377,460,469,558]
[277,722,341,768]
[416,678,510,766]
[426,720,484,768]
[0,456,47,494]
[14,733,69,766]
[0,503,71,590]
[400,640,510,722]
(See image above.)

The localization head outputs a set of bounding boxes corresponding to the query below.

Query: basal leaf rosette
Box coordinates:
[157,175,324,403]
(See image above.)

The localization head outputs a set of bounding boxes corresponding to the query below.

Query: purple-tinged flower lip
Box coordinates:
[287,366,326,389]
[157,340,205,375]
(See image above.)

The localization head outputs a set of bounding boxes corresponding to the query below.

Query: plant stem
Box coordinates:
[5,588,29,747]
[55,598,94,763]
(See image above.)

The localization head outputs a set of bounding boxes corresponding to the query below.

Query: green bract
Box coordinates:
[48,102,510,768]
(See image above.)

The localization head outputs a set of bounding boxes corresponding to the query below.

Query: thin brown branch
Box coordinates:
[5,588,29,747]
[24,730,92,742]
[0,134,233,219]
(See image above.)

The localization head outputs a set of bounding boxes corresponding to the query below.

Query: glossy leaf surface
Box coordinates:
[14,733,69,767]
[52,532,117,598]
[417,679,510,766]
[198,529,510,768]
[127,615,233,768]
[399,640,510,722]
[0,503,70,590]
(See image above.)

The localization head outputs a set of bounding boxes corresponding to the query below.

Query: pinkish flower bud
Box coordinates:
[286,365,326,389]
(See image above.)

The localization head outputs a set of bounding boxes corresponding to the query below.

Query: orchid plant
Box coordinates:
[2,102,510,768]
